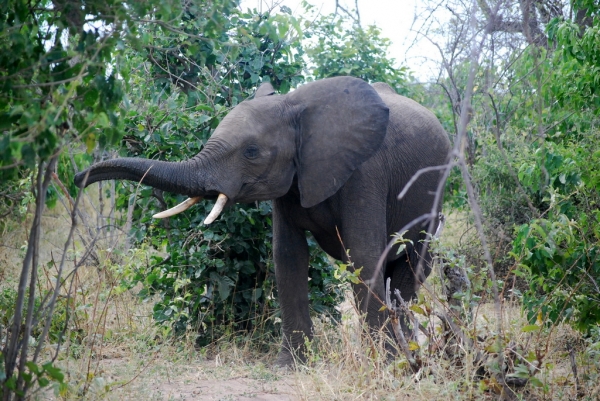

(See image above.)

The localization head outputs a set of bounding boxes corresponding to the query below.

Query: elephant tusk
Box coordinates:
[152,196,203,219]
[203,193,228,225]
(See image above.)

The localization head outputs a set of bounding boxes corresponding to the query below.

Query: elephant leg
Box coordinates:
[388,237,433,337]
[343,233,398,357]
[272,199,312,367]
[390,236,432,302]
[338,204,390,342]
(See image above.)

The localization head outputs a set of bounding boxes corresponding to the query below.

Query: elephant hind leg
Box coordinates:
[387,239,433,338]
[388,239,432,302]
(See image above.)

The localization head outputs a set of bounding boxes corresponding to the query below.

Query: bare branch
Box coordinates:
[384,278,421,373]
[334,0,361,26]
[397,163,457,200]
[487,93,540,217]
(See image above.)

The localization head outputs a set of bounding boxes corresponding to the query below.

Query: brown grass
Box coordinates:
[1,196,598,400]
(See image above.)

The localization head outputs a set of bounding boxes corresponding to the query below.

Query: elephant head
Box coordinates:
[75,76,390,222]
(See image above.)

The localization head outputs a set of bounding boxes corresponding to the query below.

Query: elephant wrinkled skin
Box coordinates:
[74,76,451,367]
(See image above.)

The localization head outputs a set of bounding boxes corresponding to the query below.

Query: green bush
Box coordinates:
[511,135,600,332]
[440,2,600,335]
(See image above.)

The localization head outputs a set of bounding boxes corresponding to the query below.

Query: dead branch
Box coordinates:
[385,277,421,373]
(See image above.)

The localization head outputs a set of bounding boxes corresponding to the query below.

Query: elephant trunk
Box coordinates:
[74,156,204,197]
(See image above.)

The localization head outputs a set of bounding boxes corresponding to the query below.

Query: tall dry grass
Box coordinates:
[1,192,599,400]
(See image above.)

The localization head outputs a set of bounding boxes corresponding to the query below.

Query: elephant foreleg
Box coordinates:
[272,199,312,367]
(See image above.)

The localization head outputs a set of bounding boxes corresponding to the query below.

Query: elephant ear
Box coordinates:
[255,82,275,98]
[290,76,389,208]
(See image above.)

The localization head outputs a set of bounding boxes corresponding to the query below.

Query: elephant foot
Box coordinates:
[273,352,296,369]
[273,346,308,369]
[274,331,311,369]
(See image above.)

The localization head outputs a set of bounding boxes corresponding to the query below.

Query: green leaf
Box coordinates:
[5,376,16,390]
[25,361,40,375]
[85,134,96,153]
[58,382,69,397]
[409,304,427,316]
[38,377,50,387]
[22,372,32,384]
[408,341,420,351]
[42,363,64,382]
[521,324,541,333]
[529,376,543,388]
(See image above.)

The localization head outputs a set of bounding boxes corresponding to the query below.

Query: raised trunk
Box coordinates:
[74,156,204,197]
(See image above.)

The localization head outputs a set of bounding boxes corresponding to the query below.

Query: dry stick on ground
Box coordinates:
[110,351,161,392]
[569,342,584,399]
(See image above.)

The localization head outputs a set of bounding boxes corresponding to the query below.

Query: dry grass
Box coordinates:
[1,197,599,400]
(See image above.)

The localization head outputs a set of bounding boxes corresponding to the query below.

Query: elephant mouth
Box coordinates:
[238,182,258,200]
[236,180,275,203]
[202,192,223,201]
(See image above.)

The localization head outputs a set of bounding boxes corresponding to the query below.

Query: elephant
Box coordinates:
[74,76,451,367]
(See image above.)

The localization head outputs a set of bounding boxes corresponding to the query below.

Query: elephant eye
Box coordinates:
[244,145,260,160]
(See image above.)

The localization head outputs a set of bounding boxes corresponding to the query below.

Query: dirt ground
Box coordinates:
[99,358,299,401]
[149,375,297,401]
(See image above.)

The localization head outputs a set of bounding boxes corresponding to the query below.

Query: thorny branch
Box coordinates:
[385,277,422,373]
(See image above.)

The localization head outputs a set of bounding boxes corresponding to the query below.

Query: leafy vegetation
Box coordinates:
[0,0,167,396]
[303,4,412,95]
[422,0,600,336]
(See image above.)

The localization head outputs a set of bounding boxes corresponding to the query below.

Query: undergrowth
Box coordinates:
[2,205,599,400]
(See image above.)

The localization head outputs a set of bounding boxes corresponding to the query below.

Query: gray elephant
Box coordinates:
[75,76,450,366]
